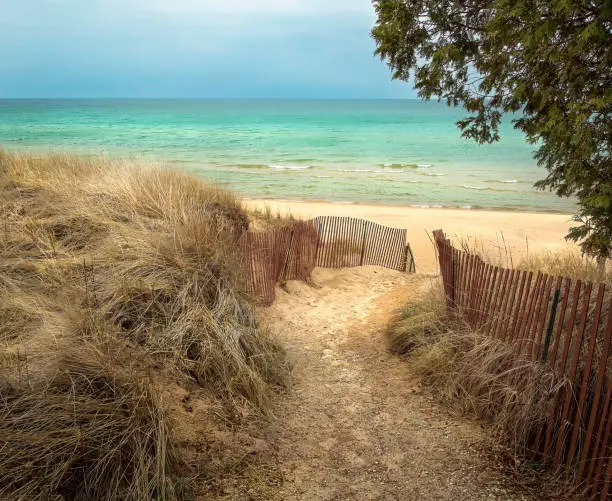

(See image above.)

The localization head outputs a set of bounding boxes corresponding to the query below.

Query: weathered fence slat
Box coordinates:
[476,263,494,328]
[500,269,520,342]
[243,216,415,305]
[510,271,532,344]
[554,282,592,467]
[433,230,610,499]
[491,268,511,338]
[483,266,500,331]
[467,256,481,324]
[547,277,569,369]
[532,275,554,360]
[516,272,542,357]
[526,273,549,359]
[566,284,606,468]
[458,251,468,311]
[577,291,612,482]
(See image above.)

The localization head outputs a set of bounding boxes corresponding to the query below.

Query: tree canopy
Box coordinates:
[372,0,611,260]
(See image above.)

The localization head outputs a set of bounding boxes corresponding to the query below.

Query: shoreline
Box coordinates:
[244,198,575,273]
[0,146,575,215]
[242,197,574,216]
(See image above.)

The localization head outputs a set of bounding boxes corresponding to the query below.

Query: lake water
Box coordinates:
[0,99,575,213]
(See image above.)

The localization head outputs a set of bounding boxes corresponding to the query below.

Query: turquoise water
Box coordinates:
[0,99,574,213]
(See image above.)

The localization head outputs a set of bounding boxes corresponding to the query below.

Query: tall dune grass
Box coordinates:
[453,234,611,283]
[0,342,181,501]
[517,247,612,283]
[386,279,585,498]
[0,150,288,499]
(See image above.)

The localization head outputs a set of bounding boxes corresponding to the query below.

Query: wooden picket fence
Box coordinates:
[433,230,612,500]
[239,221,319,305]
[312,216,413,271]
[239,217,415,305]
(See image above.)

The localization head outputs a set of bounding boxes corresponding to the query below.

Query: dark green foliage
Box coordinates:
[372,0,612,259]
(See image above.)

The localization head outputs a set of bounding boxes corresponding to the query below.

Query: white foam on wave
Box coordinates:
[500,179,518,183]
[463,185,488,190]
[417,164,433,168]
[337,168,373,173]
[316,175,331,178]
[374,169,403,174]
[268,164,312,170]
[423,172,445,177]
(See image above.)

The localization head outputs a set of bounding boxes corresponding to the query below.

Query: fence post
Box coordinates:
[359,221,368,266]
[404,243,416,273]
[280,229,295,282]
[451,256,456,309]
[315,217,323,266]
[540,288,561,363]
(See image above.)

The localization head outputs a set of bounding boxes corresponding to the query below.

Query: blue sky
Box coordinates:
[0,0,415,99]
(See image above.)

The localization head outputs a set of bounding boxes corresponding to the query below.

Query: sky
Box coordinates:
[0,0,415,99]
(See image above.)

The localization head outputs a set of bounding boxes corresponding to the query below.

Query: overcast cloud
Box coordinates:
[0,0,414,98]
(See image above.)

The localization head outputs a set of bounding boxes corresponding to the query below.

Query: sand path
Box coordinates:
[221,267,533,500]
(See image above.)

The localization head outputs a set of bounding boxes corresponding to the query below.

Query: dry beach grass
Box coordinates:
[384,278,599,499]
[0,150,289,499]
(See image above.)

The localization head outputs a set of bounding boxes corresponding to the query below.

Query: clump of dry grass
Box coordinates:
[385,281,447,356]
[452,233,610,283]
[248,205,296,231]
[0,342,183,501]
[413,332,561,453]
[0,149,287,409]
[0,150,290,499]
[517,247,611,283]
[407,328,581,500]
[386,284,563,461]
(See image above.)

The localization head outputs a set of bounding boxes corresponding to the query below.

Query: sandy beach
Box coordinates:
[245,199,575,273]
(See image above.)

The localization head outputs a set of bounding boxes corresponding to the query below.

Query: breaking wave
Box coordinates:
[268,164,312,170]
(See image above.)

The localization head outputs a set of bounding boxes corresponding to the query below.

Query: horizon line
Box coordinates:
[0,97,424,101]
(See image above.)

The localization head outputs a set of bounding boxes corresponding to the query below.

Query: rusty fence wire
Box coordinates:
[433,229,612,501]
[239,217,415,306]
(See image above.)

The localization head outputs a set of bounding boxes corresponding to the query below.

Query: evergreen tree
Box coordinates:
[372,0,611,262]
